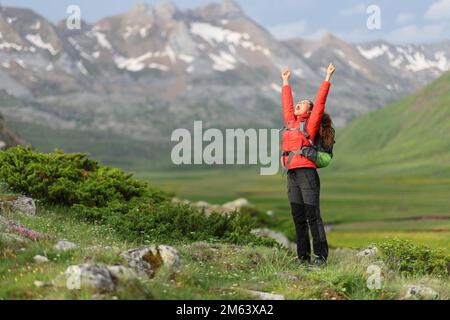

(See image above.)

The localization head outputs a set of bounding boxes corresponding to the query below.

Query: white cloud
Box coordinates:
[339,4,366,17]
[425,0,450,20]
[268,20,307,40]
[396,13,416,25]
[387,23,448,43]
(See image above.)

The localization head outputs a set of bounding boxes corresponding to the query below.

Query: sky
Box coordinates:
[1,0,449,44]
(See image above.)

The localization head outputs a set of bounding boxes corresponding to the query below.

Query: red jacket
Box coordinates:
[281,81,331,170]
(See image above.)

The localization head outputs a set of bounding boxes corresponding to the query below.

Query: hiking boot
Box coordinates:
[310,257,327,268]
[298,257,310,267]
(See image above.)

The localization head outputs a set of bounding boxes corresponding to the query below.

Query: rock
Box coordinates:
[356,246,378,257]
[403,285,439,300]
[11,196,36,216]
[0,232,29,245]
[251,228,296,250]
[244,289,285,300]
[65,264,115,292]
[34,280,53,288]
[157,245,181,267]
[120,245,181,277]
[33,255,49,264]
[54,240,78,252]
[107,266,138,282]
[222,198,251,212]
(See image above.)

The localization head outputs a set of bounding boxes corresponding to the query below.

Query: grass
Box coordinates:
[1,208,449,300]
[138,168,450,252]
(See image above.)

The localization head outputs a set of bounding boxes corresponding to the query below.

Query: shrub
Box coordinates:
[0,146,273,246]
[378,239,449,277]
[0,146,154,207]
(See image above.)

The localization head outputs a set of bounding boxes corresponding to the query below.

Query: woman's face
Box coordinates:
[295,100,312,116]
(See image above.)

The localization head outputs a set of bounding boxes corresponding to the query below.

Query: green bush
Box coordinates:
[0,146,273,246]
[378,239,450,277]
[0,146,154,207]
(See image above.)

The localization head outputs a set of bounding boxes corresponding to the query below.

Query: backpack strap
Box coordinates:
[300,119,314,146]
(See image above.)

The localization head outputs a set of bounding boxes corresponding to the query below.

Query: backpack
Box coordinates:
[281,118,335,174]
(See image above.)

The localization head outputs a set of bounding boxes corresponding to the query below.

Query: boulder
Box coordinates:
[54,240,78,252]
[107,266,138,282]
[65,264,115,292]
[120,245,181,277]
[11,196,36,216]
[356,246,378,257]
[403,285,439,300]
[222,198,251,212]
[251,228,296,250]
[33,255,49,264]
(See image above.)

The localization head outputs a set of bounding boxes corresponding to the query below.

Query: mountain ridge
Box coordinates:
[0,1,448,167]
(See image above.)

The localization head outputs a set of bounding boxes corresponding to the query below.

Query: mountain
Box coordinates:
[331,71,450,177]
[0,1,448,167]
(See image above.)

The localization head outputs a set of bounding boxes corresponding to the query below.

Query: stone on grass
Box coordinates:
[244,289,285,300]
[356,246,378,257]
[65,264,115,292]
[54,240,78,252]
[251,228,296,250]
[33,255,49,264]
[403,285,439,300]
[34,280,53,288]
[11,196,36,216]
[120,245,181,277]
[222,198,251,212]
[107,266,138,282]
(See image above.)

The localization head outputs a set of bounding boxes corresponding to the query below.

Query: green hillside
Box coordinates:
[331,71,450,177]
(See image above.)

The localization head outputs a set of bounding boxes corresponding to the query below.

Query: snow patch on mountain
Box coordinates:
[357,44,389,60]
[115,51,172,72]
[76,61,89,76]
[403,51,449,72]
[178,54,195,63]
[190,22,270,56]
[68,37,94,61]
[88,31,113,51]
[6,17,17,24]
[208,51,236,71]
[0,41,25,52]
[14,59,26,69]
[25,34,59,55]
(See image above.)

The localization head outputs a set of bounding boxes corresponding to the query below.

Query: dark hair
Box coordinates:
[319,113,334,147]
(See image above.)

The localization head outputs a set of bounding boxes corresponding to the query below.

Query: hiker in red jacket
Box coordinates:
[281,63,335,267]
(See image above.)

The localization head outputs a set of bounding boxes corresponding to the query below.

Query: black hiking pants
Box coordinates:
[287,168,329,261]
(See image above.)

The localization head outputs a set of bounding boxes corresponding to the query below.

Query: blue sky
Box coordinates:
[1,0,449,43]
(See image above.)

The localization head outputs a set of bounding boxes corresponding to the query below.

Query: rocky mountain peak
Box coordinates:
[152,0,179,20]
[221,0,243,15]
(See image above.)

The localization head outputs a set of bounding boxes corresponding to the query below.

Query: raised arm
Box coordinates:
[281,68,295,124]
[307,63,335,140]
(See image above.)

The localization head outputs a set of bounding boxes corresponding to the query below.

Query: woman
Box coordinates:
[281,63,335,267]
